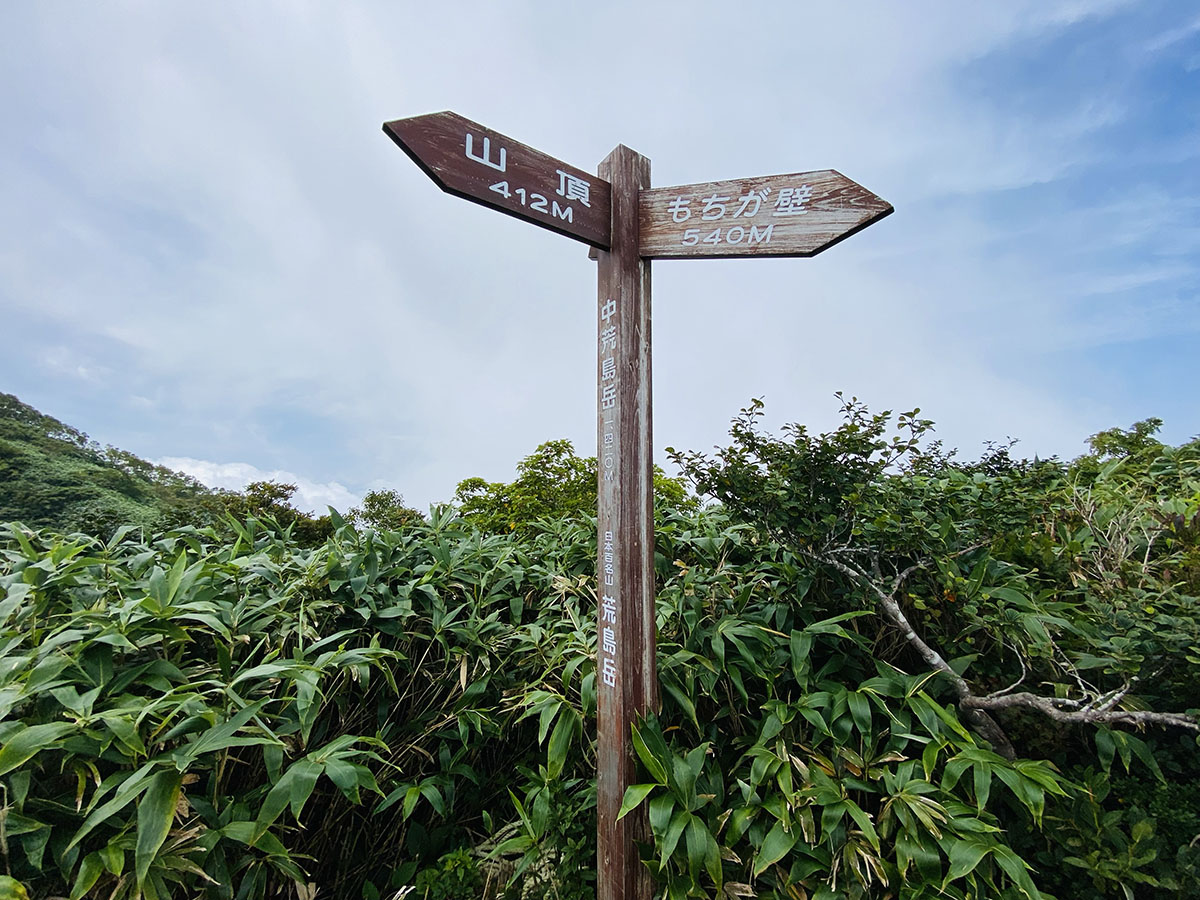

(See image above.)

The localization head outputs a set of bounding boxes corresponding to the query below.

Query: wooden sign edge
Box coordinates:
[639,203,894,260]
[382,116,612,250]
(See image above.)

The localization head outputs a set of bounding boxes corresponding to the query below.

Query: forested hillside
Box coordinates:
[0,398,1197,899]
[0,394,347,544]
[0,394,223,535]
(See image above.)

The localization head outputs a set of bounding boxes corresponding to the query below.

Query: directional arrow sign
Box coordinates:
[639,169,892,259]
[383,111,612,249]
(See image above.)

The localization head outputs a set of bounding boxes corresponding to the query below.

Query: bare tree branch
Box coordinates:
[812,551,1017,759]
[991,642,1027,698]
[799,547,1199,755]
[962,692,1200,732]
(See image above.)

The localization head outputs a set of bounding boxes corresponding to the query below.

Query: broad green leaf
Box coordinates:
[896,830,941,881]
[847,691,872,735]
[220,821,291,858]
[648,793,675,836]
[844,798,880,851]
[419,782,446,817]
[753,820,796,876]
[253,758,322,841]
[400,786,422,819]
[0,722,75,776]
[685,815,709,878]
[922,739,944,780]
[661,809,691,868]
[992,844,1041,898]
[324,757,360,802]
[135,769,181,888]
[68,762,156,850]
[973,761,992,812]
[98,714,147,758]
[726,806,756,844]
[174,699,275,767]
[1124,731,1165,782]
[69,851,105,900]
[631,724,669,785]
[703,824,722,887]
[618,784,657,820]
[229,662,293,688]
[536,697,561,744]
[165,552,188,604]
[916,691,972,740]
[99,843,123,876]
[663,680,699,729]
[546,706,578,778]
[790,630,812,683]
[943,837,990,883]
[820,801,847,839]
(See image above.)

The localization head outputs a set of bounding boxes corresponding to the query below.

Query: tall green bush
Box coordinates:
[1,403,1197,898]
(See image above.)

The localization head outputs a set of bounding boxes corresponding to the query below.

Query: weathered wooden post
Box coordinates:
[594,145,656,900]
[382,110,892,900]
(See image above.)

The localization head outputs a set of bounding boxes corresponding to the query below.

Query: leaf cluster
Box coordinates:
[455,439,695,534]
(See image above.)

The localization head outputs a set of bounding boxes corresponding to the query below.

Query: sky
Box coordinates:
[1,1,1197,513]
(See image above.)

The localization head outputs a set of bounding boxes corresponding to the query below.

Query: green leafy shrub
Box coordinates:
[1,401,1196,899]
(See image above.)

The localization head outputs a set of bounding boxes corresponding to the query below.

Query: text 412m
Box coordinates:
[489,182,575,222]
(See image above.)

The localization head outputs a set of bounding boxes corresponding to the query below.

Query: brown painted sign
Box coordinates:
[383,111,612,248]
[639,169,892,259]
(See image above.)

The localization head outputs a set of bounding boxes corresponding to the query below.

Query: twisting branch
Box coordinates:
[962,693,1200,732]
[798,547,1200,756]
[812,550,1017,759]
[991,642,1027,698]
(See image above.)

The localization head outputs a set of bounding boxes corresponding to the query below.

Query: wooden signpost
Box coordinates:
[383,111,892,900]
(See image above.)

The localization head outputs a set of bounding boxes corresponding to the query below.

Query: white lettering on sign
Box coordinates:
[680,223,775,247]
[601,383,617,411]
[599,297,618,483]
[599,325,616,352]
[464,133,506,172]
[733,189,770,218]
[600,533,618,688]
[700,194,729,220]
[773,185,813,216]
[664,185,802,248]
[488,182,575,223]
[597,292,619,692]
[602,413,616,478]
[556,170,592,208]
[602,626,616,655]
[668,196,692,223]
[673,189,777,227]
[602,655,617,687]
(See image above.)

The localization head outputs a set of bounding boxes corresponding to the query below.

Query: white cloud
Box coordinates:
[37,347,110,384]
[1140,14,1200,53]
[2,0,1196,508]
[155,457,361,515]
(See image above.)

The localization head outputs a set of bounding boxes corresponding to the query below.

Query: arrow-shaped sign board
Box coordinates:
[639,170,892,259]
[383,111,613,249]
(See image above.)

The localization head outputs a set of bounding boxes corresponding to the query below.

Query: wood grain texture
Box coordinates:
[383,111,612,248]
[639,169,891,259]
[595,144,656,900]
